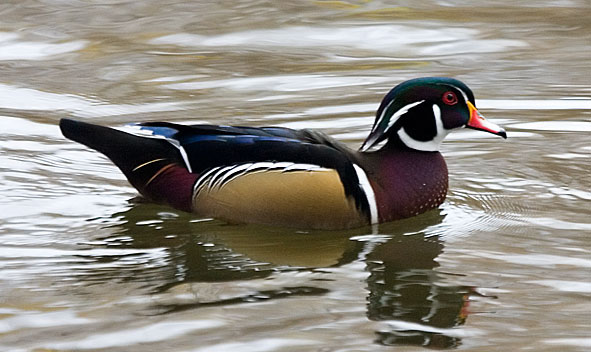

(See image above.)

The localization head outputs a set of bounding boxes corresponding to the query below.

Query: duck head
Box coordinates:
[360,77,507,152]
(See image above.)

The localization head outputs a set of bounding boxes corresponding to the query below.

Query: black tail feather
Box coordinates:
[59,118,184,194]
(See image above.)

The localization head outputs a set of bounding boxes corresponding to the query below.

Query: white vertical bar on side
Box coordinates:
[353,164,379,225]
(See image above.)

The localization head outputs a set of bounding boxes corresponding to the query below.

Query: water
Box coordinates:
[1,1,590,351]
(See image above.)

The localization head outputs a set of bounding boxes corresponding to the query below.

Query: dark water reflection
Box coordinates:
[367,233,470,348]
[76,204,471,348]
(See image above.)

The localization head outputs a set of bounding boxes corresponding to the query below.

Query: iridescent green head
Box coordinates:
[361,77,506,152]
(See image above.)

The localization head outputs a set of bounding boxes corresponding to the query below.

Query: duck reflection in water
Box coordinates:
[87,202,365,291]
[366,230,472,348]
[88,204,473,348]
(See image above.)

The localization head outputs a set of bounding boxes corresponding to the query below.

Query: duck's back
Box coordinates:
[60,119,374,229]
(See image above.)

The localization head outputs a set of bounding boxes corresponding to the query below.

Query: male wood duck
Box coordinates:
[60,77,506,230]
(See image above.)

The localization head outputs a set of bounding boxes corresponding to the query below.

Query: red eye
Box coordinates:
[442,91,458,105]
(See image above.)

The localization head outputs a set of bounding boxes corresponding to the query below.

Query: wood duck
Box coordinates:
[60,77,506,230]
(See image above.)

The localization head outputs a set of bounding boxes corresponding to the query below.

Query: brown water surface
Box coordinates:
[0,1,590,351]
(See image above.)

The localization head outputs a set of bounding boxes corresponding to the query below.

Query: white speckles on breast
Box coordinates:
[406,176,448,217]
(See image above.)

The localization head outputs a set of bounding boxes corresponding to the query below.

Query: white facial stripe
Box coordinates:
[352,164,378,225]
[384,100,425,134]
[397,104,449,152]
[450,84,469,103]
[361,100,426,153]
[369,98,395,135]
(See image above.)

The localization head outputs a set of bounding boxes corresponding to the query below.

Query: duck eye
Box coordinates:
[442,91,458,105]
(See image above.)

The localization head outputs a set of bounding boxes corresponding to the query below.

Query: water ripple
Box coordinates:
[0,32,86,61]
[44,320,225,350]
[462,251,591,268]
[0,84,187,118]
[528,280,591,293]
[151,25,526,56]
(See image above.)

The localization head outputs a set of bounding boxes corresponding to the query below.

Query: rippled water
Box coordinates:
[1,1,590,351]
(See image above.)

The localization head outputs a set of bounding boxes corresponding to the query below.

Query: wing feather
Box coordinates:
[131,122,371,220]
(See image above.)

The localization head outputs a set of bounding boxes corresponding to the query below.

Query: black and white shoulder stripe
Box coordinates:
[193,162,331,194]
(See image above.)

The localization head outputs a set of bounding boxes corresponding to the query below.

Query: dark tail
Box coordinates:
[59,118,185,196]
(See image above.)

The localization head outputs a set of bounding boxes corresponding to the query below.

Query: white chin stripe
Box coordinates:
[352,164,378,225]
[397,104,448,152]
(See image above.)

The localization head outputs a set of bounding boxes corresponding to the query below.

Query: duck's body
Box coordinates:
[60,77,506,230]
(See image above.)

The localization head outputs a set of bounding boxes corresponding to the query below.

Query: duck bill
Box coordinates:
[466,102,507,139]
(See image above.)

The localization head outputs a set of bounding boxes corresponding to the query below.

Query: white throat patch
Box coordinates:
[397,104,449,152]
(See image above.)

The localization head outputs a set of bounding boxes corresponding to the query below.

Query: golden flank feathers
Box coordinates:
[192,169,367,230]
